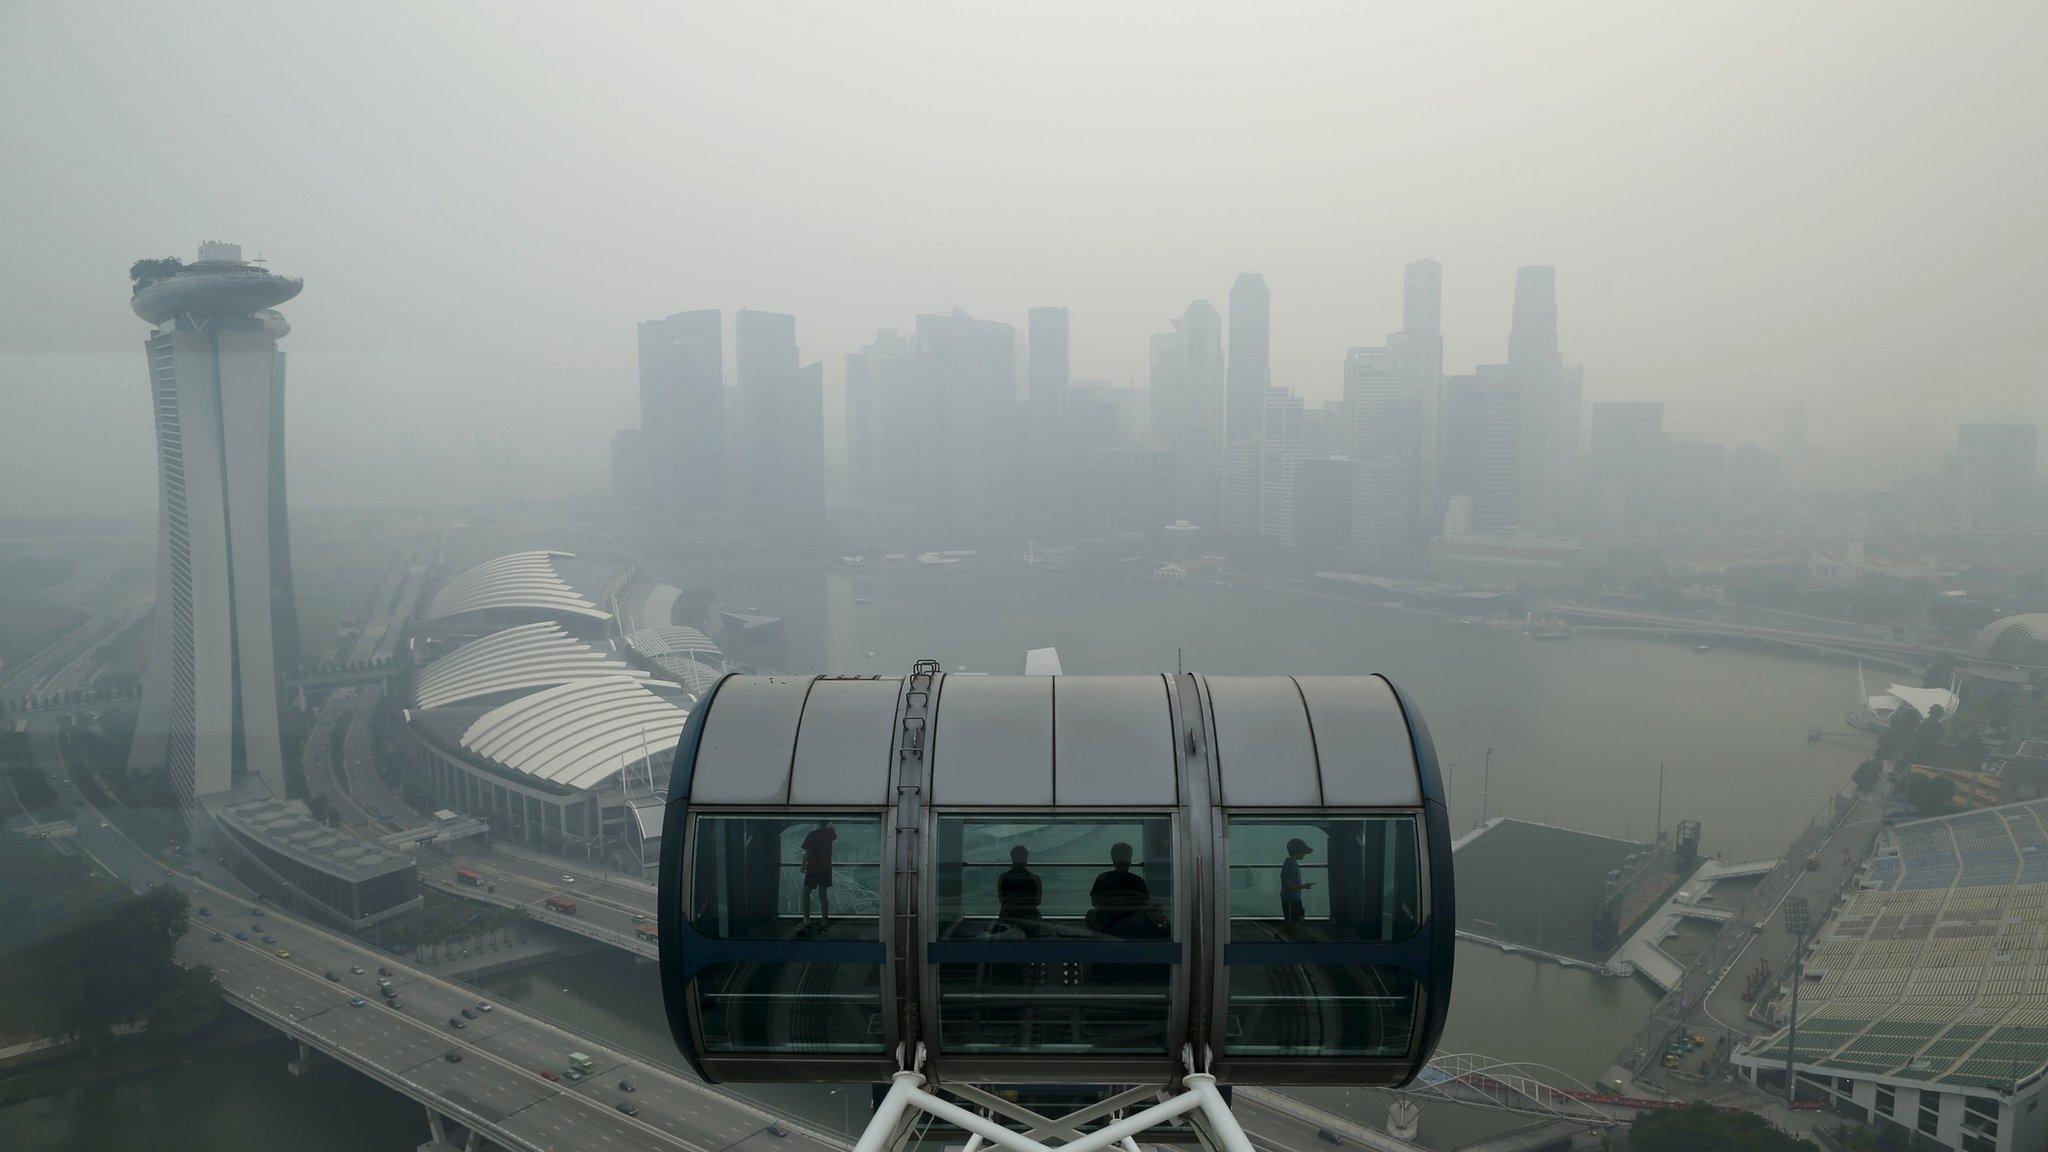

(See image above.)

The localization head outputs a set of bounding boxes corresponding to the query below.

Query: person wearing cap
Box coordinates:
[1280,837,1315,938]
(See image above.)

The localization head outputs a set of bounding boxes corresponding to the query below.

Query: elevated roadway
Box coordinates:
[61,780,852,1152]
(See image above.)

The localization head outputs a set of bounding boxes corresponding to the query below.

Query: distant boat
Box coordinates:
[864,651,875,658]
[1694,644,1713,652]
[854,597,871,605]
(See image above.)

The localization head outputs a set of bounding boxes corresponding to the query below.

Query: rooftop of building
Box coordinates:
[422,550,614,626]
[458,675,687,794]
[207,794,414,883]
[413,621,649,711]
[1742,799,2048,1095]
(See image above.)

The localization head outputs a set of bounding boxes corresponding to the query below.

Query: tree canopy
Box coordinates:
[128,257,184,295]
[1630,1103,1816,1152]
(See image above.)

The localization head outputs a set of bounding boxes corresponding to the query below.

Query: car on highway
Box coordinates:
[618,1078,635,1092]
[274,948,291,958]
[325,970,340,981]
[349,997,366,1007]
[460,1008,476,1019]
[539,1069,559,1082]
[448,1018,466,1029]
[350,965,364,974]
[444,1051,462,1063]
[615,1101,639,1116]
[97,820,109,828]
[476,1001,491,1012]
[233,931,248,941]
[209,931,223,942]
[197,906,211,917]
[378,966,392,977]
[565,1069,585,1082]
[388,998,404,1008]
[769,1124,789,1138]
[261,935,276,944]
[561,875,575,883]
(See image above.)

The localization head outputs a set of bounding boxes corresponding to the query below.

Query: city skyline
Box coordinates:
[7,4,2046,514]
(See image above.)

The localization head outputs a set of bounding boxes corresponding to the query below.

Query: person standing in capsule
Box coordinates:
[798,819,835,935]
[1281,837,1315,939]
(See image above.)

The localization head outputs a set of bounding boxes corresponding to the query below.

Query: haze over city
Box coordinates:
[11,6,2048,1152]
[4,2,2046,513]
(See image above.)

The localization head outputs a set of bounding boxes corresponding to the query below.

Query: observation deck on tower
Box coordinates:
[130,240,303,326]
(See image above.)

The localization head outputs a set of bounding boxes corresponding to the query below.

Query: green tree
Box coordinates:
[1852,758,1884,792]
[1906,774,1958,817]
[145,965,223,1046]
[20,886,190,1050]
[128,257,184,293]
[1630,1103,1816,1151]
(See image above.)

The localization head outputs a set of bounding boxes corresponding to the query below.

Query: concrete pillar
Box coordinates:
[287,1040,329,1077]
[417,1107,473,1152]
[1386,1099,1421,1141]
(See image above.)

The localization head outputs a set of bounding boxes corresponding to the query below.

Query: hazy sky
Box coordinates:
[4,2,2045,514]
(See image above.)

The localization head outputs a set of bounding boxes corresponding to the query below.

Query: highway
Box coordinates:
[58,775,854,1152]
[429,846,660,958]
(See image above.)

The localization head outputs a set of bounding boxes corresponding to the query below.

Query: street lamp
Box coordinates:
[1783,896,1811,1105]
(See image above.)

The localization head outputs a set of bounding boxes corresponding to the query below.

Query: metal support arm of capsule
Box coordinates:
[657,663,1454,1090]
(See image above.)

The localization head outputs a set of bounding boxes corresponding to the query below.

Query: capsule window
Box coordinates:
[1225,964,1418,1057]
[694,961,887,1055]
[931,815,1178,1056]
[689,814,884,941]
[935,815,1175,940]
[1225,816,1420,943]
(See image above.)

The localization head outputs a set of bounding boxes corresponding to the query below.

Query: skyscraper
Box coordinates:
[1941,450,1992,531]
[847,328,925,514]
[1958,423,2039,519]
[1027,306,1070,410]
[1508,265,1567,528]
[1259,388,1304,547]
[1589,401,1667,526]
[636,309,723,520]
[1226,273,1270,445]
[1394,258,1446,536]
[1441,367,1522,533]
[1224,275,1271,535]
[1161,300,1225,525]
[735,309,824,539]
[1344,346,1412,571]
[917,308,1019,538]
[1026,307,1071,519]
[126,242,304,806]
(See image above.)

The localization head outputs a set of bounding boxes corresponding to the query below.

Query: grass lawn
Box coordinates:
[1452,819,1643,961]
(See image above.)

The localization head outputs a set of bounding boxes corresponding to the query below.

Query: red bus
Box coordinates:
[544,896,577,915]
[455,869,483,886]
[636,924,659,943]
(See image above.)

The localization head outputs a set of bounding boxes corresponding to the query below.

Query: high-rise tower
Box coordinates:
[637,309,723,520]
[1508,265,1568,527]
[127,242,304,806]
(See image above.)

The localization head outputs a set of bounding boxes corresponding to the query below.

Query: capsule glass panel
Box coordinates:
[1226,816,1420,943]
[1224,815,1423,1058]
[933,815,1176,1055]
[689,813,883,940]
[694,961,887,1055]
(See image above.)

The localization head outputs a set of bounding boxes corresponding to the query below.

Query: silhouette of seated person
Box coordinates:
[993,845,1043,935]
[1086,841,1165,938]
